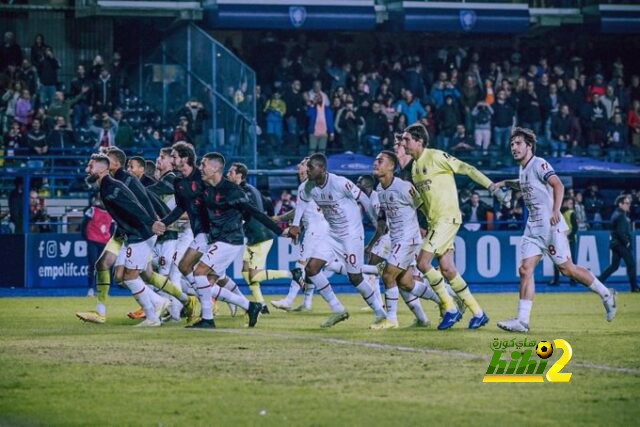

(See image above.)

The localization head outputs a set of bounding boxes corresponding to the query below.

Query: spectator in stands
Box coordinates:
[550,104,573,157]
[29,190,51,233]
[461,74,482,131]
[16,59,38,97]
[581,92,607,153]
[628,99,640,153]
[7,178,23,233]
[90,54,105,80]
[584,184,605,229]
[629,75,640,104]
[461,191,492,231]
[176,98,209,149]
[601,84,619,120]
[38,47,60,107]
[561,78,584,116]
[110,52,128,104]
[93,68,116,113]
[2,81,22,130]
[395,90,425,125]
[499,189,524,230]
[492,89,515,153]
[391,113,408,138]
[588,73,606,101]
[436,95,460,150]
[26,118,47,155]
[142,128,164,149]
[30,34,49,73]
[519,80,542,134]
[47,116,74,150]
[81,193,112,297]
[361,100,389,155]
[282,79,306,149]
[172,115,193,145]
[3,120,24,164]
[0,32,22,72]
[70,65,93,130]
[307,80,330,108]
[605,112,628,163]
[306,93,333,154]
[450,124,474,155]
[574,191,588,231]
[335,99,364,153]
[273,189,295,218]
[90,116,115,149]
[264,89,286,151]
[471,101,493,156]
[14,89,33,129]
[112,108,134,148]
[47,88,88,129]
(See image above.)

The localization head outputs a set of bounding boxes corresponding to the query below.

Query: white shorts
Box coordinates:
[370,233,391,259]
[299,229,326,261]
[114,245,127,267]
[387,239,421,270]
[124,236,157,270]
[175,227,194,266]
[188,232,210,254]
[309,233,364,275]
[521,227,571,266]
[152,239,178,275]
[200,241,244,276]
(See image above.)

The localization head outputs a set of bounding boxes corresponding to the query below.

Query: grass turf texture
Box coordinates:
[0,293,638,426]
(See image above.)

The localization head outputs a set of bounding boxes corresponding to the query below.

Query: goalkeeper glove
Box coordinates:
[489,183,512,208]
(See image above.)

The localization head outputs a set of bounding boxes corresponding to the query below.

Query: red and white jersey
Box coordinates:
[519,156,568,233]
[376,177,423,243]
[299,173,364,238]
[297,180,329,236]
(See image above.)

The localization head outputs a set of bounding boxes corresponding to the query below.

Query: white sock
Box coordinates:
[588,277,610,300]
[194,275,214,320]
[283,280,300,305]
[212,284,250,310]
[147,287,167,306]
[125,277,157,321]
[308,273,344,312]
[362,264,379,275]
[385,286,399,322]
[222,277,243,296]
[356,280,386,318]
[517,299,533,324]
[416,280,439,303]
[185,272,196,287]
[303,282,314,308]
[96,303,106,316]
[365,274,383,306]
[400,289,428,323]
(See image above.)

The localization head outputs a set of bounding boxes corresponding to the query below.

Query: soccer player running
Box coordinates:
[288,153,387,328]
[402,123,510,330]
[226,162,302,313]
[80,154,172,326]
[187,153,286,328]
[495,127,616,332]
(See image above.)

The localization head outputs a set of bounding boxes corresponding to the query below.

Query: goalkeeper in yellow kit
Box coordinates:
[401,123,511,330]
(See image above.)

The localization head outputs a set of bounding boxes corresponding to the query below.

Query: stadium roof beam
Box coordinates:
[74,0,203,20]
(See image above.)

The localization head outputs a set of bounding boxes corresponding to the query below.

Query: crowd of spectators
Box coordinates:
[0,31,211,169]
[244,33,640,165]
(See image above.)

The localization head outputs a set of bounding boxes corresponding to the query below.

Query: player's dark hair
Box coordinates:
[128,156,145,169]
[510,127,537,155]
[358,174,375,190]
[90,153,110,168]
[393,132,403,143]
[404,123,430,147]
[171,141,196,166]
[380,150,399,170]
[144,160,156,176]
[160,147,172,157]
[231,162,248,181]
[615,194,630,207]
[106,147,126,167]
[203,152,225,167]
[309,153,327,168]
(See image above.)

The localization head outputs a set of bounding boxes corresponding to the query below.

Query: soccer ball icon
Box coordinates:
[536,341,554,359]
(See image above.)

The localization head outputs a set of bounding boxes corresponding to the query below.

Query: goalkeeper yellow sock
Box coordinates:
[148,272,187,303]
[95,269,110,316]
[449,273,483,316]
[424,268,456,312]
[252,269,292,282]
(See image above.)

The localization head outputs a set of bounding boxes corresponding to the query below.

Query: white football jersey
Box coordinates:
[519,156,568,233]
[376,177,423,243]
[297,181,329,236]
[300,173,364,238]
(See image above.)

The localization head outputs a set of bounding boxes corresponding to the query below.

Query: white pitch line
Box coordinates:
[207,328,640,375]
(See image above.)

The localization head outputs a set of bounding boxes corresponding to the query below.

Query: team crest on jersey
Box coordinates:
[389,194,394,202]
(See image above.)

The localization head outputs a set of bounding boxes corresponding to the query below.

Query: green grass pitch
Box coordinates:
[0,292,638,425]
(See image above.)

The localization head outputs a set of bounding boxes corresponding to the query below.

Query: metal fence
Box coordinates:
[130,24,257,168]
